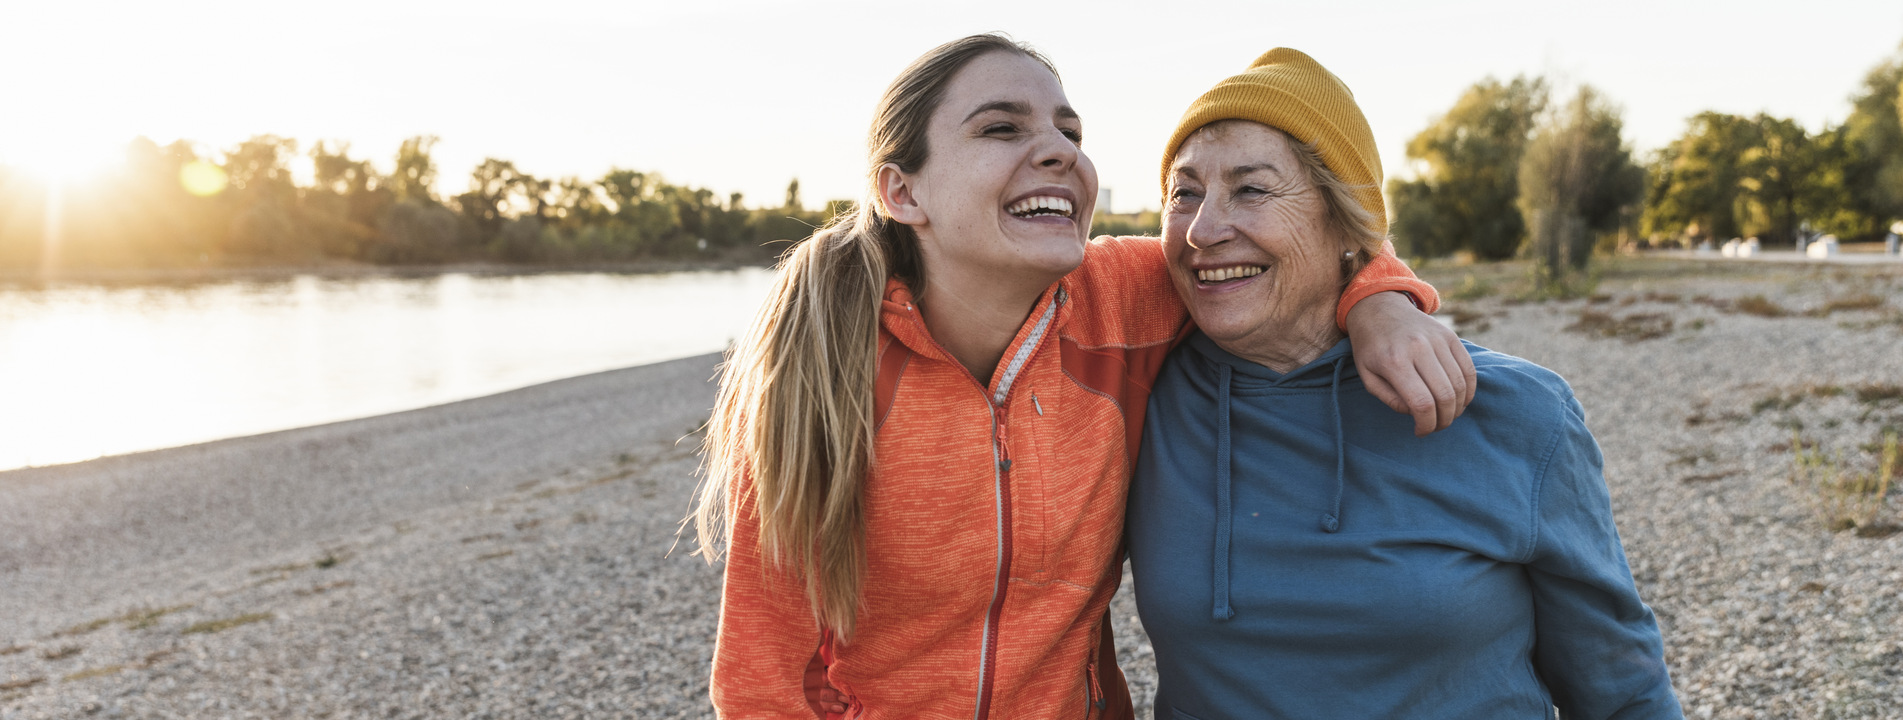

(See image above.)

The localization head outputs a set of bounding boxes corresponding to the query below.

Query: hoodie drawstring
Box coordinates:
[1211,351,1349,622]
[1211,363,1235,621]
[1323,357,1347,534]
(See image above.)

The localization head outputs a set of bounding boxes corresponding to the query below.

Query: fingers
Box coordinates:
[1354,337,1442,435]
[818,689,846,715]
[1409,348,1459,435]
[1452,335,1477,408]
[804,663,847,715]
[1432,339,1467,421]
[1355,354,1408,414]
[1384,353,1439,437]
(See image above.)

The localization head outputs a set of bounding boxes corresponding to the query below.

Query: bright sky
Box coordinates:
[4,0,1900,213]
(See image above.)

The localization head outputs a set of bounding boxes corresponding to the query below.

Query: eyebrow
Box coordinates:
[1224,163,1282,182]
[963,100,1081,124]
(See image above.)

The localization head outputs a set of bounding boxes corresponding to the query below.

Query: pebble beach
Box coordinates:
[2,257,1900,719]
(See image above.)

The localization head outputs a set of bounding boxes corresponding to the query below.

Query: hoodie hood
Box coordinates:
[1185,332,1355,621]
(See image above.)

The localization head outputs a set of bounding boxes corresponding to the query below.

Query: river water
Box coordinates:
[0,268,778,471]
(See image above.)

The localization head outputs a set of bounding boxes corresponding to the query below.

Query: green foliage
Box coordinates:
[1519,86,1643,285]
[1642,112,1757,243]
[1090,210,1161,238]
[1737,115,1813,244]
[1644,44,1903,245]
[389,135,440,204]
[1841,49,1903,233]
[1448,273,1494,301]
[1389,76,1547,260]
[0,136,836,270]
[1792,430,1899,536]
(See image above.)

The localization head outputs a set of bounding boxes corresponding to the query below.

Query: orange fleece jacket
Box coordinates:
[712,236,1438,719]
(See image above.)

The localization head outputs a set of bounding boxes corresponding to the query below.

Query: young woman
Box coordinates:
[692,35,1472,719]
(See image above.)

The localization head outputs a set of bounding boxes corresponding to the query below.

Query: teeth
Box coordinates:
[1007,196,1073,218]
[1197,266,1265,283]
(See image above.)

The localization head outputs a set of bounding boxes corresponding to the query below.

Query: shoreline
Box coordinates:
[0,353,724,632]
[0,258,775,288]
[0,351,733,476]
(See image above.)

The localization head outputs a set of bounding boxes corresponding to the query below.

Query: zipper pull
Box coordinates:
[1087,663,1105,711]
[1032,393,1044,416]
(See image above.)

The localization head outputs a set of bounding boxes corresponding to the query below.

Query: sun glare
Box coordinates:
[0,134,121,185]
[180,160,229,197]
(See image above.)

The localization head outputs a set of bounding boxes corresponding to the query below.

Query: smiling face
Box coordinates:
[882,51,1098,289]
[1163,120,1350,370]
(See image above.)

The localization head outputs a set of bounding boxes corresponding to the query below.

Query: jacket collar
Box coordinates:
[879,277,1071,398]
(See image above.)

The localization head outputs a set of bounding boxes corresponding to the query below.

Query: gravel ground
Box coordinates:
[2,260,1899,718]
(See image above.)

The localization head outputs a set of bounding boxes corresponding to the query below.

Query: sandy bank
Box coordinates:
[0,353,723,639]
[2,259,1900,718]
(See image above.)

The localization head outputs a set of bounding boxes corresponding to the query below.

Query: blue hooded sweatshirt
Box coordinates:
[1127,333,1681,720]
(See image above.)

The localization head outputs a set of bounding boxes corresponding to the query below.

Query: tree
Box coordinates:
[784,178,803,211]
[311,141,375,197]
[1797,126,1870,237]
[221,135,303,256]
[1737,115,1813,244]
[548,177,606,229]
[1519,86,1643,280]
[1840,48,1903,234]
[307,141,391,255]
[389,135,440,204]
[457,158,532,236]
[1642,112,1757,243]
[222,135,298,199]
[1388,76,1548,260]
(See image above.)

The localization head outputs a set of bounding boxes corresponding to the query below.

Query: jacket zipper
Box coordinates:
[899,290,1060,720]
[972,401,1013,720]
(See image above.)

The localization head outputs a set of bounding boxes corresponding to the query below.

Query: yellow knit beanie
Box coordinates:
[1159,48,1385,237]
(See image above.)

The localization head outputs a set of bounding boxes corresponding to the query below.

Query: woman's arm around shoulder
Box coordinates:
[1525,394,1684,719]
[1341,240,1476,436]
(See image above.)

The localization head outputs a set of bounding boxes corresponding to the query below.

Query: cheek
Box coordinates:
[1161,230,1194,283]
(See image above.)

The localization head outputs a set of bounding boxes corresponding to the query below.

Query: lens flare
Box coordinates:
[180,160,228,196]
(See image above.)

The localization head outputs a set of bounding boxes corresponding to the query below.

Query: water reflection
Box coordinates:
[0,269,777,471]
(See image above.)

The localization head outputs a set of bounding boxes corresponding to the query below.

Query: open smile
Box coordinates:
[1006,195,1076,219]
[1195,264,1266,286]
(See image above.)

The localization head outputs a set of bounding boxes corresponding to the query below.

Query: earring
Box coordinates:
[1342,250,1358,260]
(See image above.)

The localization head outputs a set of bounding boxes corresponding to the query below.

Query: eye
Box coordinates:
[1060,127,1084,144]
[982,123,1019,137]
[1168,187,1202,206]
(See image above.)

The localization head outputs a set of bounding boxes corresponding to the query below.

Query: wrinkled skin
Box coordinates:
[1165,121,1472,434]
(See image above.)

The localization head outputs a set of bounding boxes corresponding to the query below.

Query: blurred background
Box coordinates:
[2,0,1900,464]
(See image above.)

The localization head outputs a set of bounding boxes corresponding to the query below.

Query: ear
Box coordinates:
[876,163,927,228]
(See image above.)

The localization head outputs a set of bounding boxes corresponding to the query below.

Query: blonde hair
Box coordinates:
[1286,134,1382,282]
[691,34,1057,639]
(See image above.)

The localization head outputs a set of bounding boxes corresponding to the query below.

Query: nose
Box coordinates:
[1185,199,1232,250]
[1033,126,1078,170]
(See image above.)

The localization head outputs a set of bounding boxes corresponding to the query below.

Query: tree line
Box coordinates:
[0,135,846,270]
[1,134,1160,273]
[1390,42,1903,280]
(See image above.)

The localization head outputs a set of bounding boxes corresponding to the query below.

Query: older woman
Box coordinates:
[1125,49,1681,719]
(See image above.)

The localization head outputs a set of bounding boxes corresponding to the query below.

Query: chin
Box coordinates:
[1191,316,1258,347]
[1038,242,1088,277]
